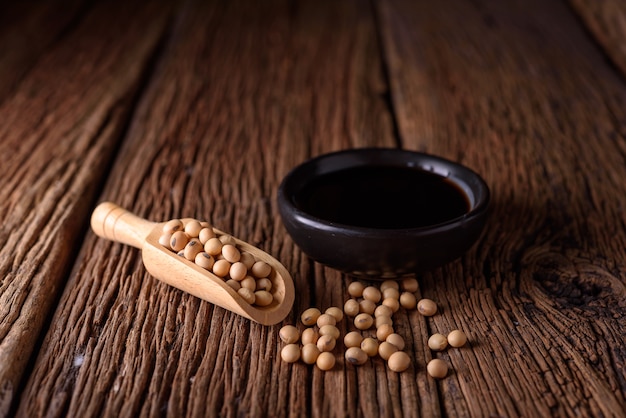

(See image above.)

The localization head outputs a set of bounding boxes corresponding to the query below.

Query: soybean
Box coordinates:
[281,344,300,363]
[195,252,215,270]
[399,292,417,310]
[212,259,231,277]
[428,333,448,351]
[219,234,236,245]
[256,278,272,292]
[184,239,202,261]
[222,244,241,263]
[240,251,256,269]
[237,287,256,304]
[198,227,215,244]
[240,276,257,290]
[170,231,189,252]
[374,305,393,318]
[325,307,344,322]
[376,324,394,341]
[447,330,467,347]
[375,315,393,329]
[301,328,319,345]
[163,219,183,234]
[316,352,335,371]
[279,325,300,344]
[301,308,321,326]
[344,331,363,348]
[388,351,411,372]
[159,233,172,249]
[204,237,223,256]
[427,359,448,378]
[225,279,241,291]
[254,291,273,307]
[417,299,437,316]
[345,347,368,366]
[317,335,336,352]
[319,325,340,340]
[316,313,336,328]
[362,286,382,303]
[318,324,339,339]
[378,342,398,360]
[347,281,365,298]
[380,280,399,292]
[382,298,400,313]
[358,299,376,315]
[386,333,405,350]
[343,299,360,317]
[382,287,400,300]
[361,338,379,357]
[229,262,248,281]
[251,261,271,278]
[354,313,374,330]
[301,343,321,365]
[401,277,419,292]
[184,220,203,237]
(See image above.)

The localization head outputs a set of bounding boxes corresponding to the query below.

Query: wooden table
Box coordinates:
[2,0,625,416]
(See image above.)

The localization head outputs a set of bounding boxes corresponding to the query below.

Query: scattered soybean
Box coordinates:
[347,281,365,298]
[279,325,300,344]
[361,338,379,357]
[344,331,363,348]
[427,359,448,378]
[316,352,336,371]
[428,333,448,351]
[354,313,374,330]
[301,328,319,345]
[386,333,405,350]
[388,351,411,372]
[447,330,467,347]
[343,299,360,317]
[417,298,438,316]
[301,308,321,326]
[301,344,321,365]
[325,307,344,322]
[281,344,300,363]
[399,292,417,310]
[345,347,368,366]
[317,335,336,352]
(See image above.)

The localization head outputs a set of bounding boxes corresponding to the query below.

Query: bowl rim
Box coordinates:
[278,147,490,235]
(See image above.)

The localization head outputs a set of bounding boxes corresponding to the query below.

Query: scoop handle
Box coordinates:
[90,202,157,249]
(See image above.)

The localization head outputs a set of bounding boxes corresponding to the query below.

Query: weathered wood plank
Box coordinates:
[0,1,172,416]
[18,0,398,417]
[569,0,626,80]
[0,0,86,100]
[378,0,626,416]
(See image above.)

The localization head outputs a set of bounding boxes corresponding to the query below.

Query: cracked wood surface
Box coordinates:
[1,0,626,417]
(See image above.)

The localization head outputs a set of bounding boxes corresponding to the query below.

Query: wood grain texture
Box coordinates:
[0,1,172,416]
[0,0,87,100]
[17,0,396,417]
[378,0,626,416]
[569,0,626,79]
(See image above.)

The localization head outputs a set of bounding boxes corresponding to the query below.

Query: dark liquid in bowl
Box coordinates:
[294,166,470,229]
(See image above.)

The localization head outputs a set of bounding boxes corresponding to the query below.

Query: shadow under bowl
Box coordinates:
[277,148,490,279]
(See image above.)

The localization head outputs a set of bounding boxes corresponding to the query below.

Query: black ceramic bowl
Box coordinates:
[277,148,490,278]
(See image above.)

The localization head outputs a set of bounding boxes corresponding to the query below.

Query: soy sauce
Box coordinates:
[294,165,470,229]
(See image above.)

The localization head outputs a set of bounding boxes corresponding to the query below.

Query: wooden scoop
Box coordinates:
[90,202,295,326]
